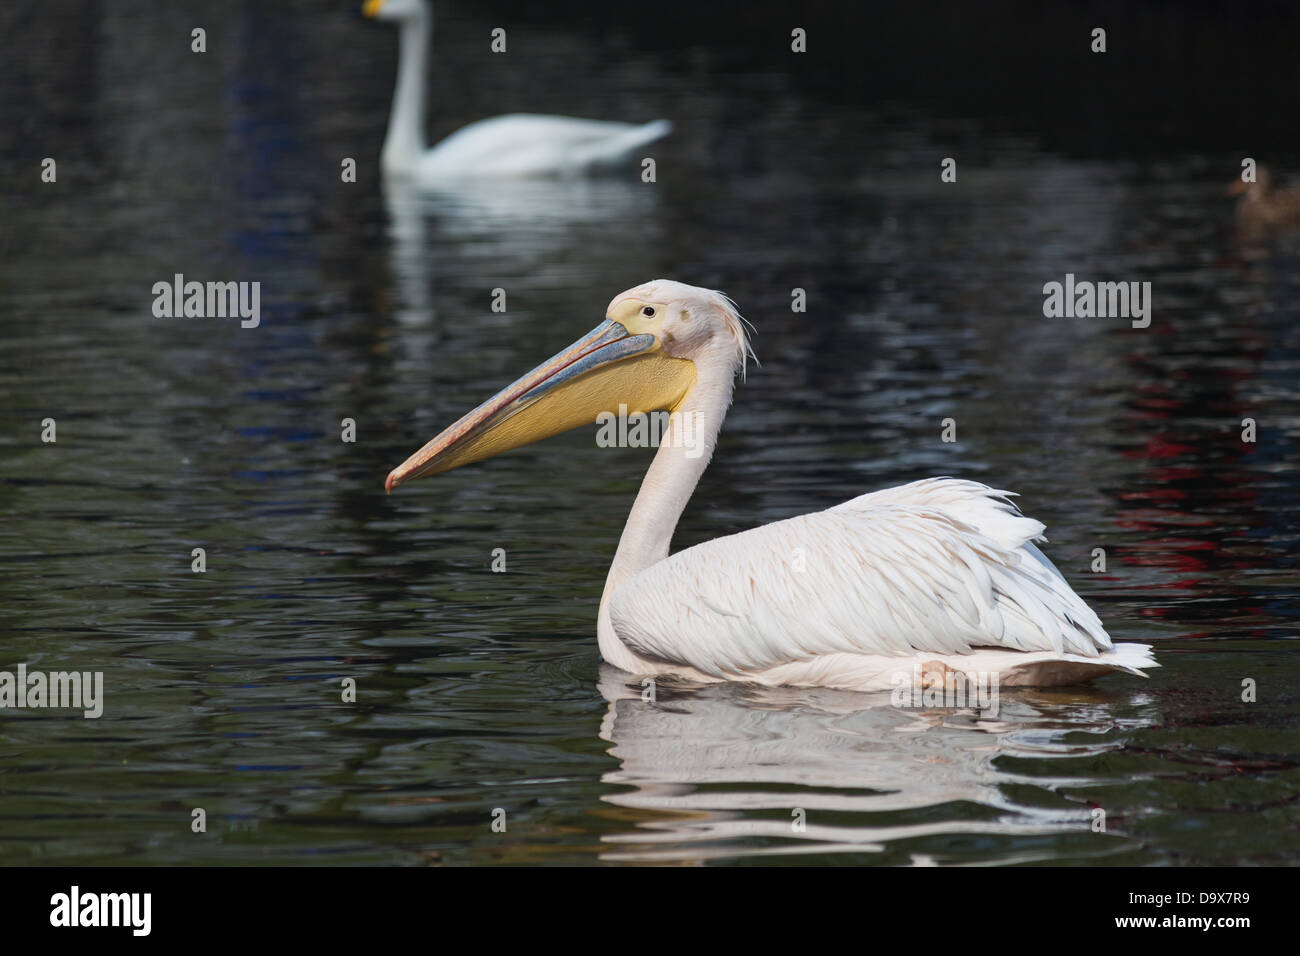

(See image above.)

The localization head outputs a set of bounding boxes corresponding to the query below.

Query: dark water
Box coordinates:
[1,2,1298,865]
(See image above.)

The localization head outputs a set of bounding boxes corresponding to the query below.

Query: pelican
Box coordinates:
[386,280,1158,693]
[362,0,672,182]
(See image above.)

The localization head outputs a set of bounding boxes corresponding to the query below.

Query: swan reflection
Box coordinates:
[381,176,661,328]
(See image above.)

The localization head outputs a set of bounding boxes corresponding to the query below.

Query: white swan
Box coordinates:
[386,280,1158,693]
[363,0,672,181]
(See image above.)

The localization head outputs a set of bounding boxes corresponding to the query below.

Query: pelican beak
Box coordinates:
[386,317,696,493]
[362,0,384,18]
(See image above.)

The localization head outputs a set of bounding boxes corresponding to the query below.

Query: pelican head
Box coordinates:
[386,280,753,492]
[362,0,426,23]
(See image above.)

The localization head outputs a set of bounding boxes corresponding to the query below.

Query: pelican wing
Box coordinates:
[608,478,1114,679]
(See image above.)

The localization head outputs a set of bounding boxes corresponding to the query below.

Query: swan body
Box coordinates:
[364,0,672,182]
[386,280,1158,693]
[408,114,673,181]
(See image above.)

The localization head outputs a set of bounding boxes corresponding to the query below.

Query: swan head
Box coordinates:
[385,280,754,491]
[363,0,427,23]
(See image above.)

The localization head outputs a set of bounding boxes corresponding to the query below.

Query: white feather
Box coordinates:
[609,478,1156,692]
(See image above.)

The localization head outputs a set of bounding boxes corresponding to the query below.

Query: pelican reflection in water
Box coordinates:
[593,666,1154,863]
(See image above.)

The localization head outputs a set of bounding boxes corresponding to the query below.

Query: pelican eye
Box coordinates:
[642,306,656,317]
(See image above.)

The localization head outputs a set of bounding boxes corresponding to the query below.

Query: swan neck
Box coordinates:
[383,13,430,175]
